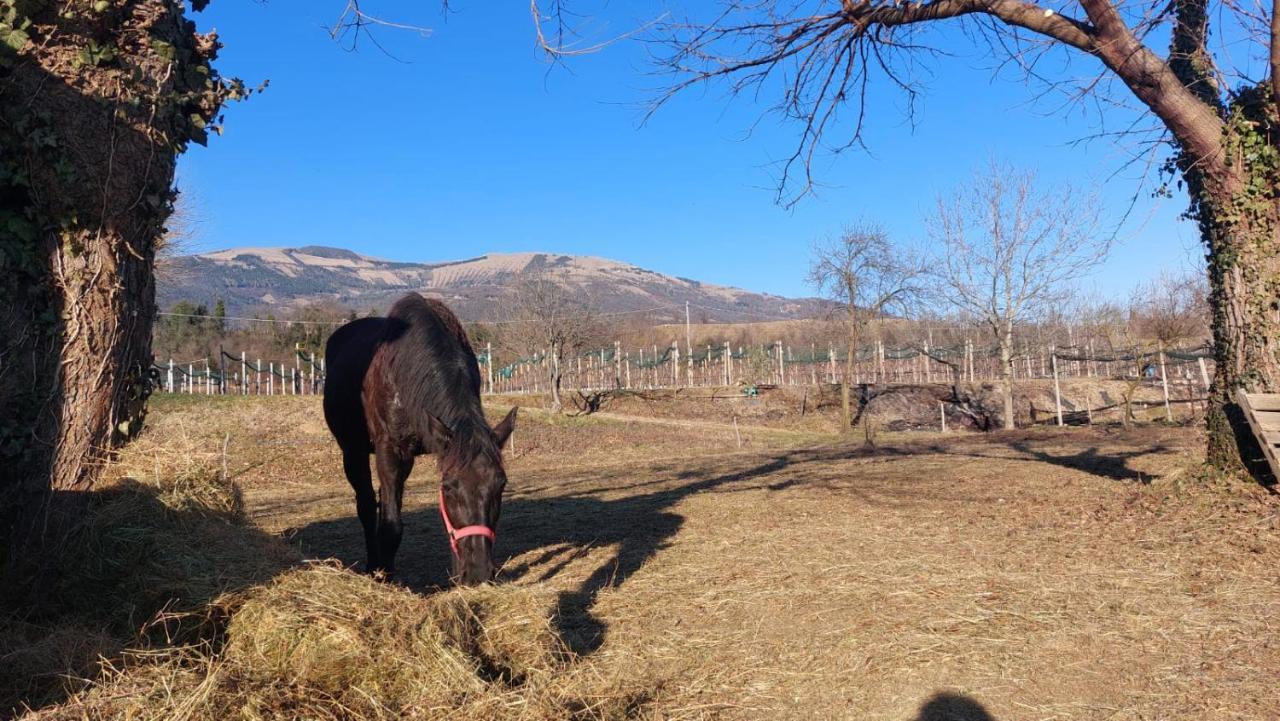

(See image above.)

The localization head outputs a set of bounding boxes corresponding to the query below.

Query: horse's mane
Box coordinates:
[385,294,503,474]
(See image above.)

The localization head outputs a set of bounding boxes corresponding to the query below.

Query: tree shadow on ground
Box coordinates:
[916,430,1175,483]
[0,479,298,716]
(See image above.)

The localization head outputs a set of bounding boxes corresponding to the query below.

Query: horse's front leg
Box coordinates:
[373,445,413,577]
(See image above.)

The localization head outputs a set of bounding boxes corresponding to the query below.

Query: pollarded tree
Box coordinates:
[1,0,246,549]
[644,0,1280,475]
[928,163,1110,429]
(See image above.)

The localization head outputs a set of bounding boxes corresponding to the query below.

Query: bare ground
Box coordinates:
[91,395,1280,719]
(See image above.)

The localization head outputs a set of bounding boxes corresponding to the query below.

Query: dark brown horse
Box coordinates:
[323,293,516,584]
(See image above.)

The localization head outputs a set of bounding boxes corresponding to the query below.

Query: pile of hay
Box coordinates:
[1,453,294,713]
[32,564,652,720]
[6,404,673,720]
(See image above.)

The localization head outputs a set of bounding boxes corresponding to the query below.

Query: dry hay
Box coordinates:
[29,564,658,721]
[4,402,680,720]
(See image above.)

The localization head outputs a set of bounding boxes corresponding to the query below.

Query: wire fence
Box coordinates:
[153,338,1216,400]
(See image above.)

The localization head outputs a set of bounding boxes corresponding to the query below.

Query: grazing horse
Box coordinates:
[323,293,516,584]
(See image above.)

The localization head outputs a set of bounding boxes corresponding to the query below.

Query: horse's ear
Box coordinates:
[492,407,517,449]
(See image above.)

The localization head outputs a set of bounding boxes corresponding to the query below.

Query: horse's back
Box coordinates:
[322,317,390,452]
[386,294,482,398]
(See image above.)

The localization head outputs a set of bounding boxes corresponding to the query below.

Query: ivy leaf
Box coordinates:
[2,27,28,51]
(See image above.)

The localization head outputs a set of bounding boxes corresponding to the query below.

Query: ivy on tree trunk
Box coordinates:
[0,0,247,554]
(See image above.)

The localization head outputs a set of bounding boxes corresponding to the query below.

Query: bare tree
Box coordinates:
[928,163,1110,430]
[1130,269,1211,349]
[498,271,603,411]
[808,223,924,436]
[641,0,1280,474]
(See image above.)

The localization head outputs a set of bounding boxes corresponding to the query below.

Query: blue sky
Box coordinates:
[178,2,1203,300]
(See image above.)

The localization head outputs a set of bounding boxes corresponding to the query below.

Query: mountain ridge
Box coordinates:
[157,246,831,324]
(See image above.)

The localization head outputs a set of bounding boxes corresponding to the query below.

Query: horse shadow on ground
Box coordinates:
[292,430,1174,655]
[294,448,838,654]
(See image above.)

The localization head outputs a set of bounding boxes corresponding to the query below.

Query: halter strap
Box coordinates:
[438,485,496,556]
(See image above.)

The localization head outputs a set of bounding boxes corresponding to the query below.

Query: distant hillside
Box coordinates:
[157,246,831,323]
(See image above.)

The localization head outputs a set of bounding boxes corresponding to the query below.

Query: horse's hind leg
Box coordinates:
[374,445,412,576]
[342,448,380,573]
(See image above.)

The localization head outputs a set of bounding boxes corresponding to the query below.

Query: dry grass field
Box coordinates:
[6,392,1280,720]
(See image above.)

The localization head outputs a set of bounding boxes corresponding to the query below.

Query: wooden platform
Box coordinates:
[1237,390,1280,478]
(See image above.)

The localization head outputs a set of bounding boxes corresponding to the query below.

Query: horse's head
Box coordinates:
[435,407,517,585]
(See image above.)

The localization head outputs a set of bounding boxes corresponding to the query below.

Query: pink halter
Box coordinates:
[438,485,496,556]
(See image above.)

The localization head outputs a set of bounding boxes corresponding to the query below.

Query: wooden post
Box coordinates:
[255,359,261,395]
[167,358,174,393]
[188,363,193,394]
[775,340,784,385]
[923,341,931,383]
[625,352,632,389]
[269,362,274,396]
[1159,349,1173,422]
[1051,350,1064,427]
[1197,357,1211,391]
[1086,393,1094,426]
[486,342,494,394]
[940,402,947,433]
[725,341,733,386]
[241,351,247,395]
[672,342,680,387]
[614,341,622,389]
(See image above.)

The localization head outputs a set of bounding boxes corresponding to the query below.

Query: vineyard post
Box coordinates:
[295,354,301,395]
[940,402,947,432]
[218,346,225,395]
[671,342,679,387]
[1159,349,1173,422]
[625,351,632,389]
[1052,349,1063,427]
[269,363,274,395]
[614,341,621,389]
[256,359,261,395]
[241,351,247,395]
[167,359,174,393]
[188,363,193,394]
[1198,357,1211,391]
[725,341,732,386]
[775,340,784,385]
[923,340,931,383]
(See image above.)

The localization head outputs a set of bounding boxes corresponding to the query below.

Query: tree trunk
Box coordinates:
[999,330,1015,430]
[0,1,233,553]
[550,344,563,411]
[1171,90,1280,478]
[1199,184,1280,476]
[841,348,854,434]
